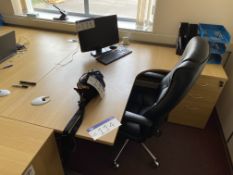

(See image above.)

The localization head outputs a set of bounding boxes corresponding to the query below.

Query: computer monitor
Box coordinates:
[0,31,17,63]
[76,15,119,57]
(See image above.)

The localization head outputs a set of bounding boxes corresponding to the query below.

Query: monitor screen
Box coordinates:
[0,31,17,63]
[76,15,119,53]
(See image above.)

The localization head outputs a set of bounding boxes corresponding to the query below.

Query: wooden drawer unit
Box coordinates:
[169,75,226,128]
[0,117,64,175]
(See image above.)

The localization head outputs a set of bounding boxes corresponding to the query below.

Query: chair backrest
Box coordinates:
[143,36,209,127]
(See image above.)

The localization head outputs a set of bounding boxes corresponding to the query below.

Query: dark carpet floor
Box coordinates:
[66,110,233,175]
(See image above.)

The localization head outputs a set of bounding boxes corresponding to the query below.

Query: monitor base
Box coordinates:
[91,48,111,57]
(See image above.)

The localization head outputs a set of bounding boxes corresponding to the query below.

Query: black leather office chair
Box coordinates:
[113,36,209,168]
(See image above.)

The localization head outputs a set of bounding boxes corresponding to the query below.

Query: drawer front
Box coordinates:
[169,76,226,128]
[169,101,214,128]
[189,76,225,104]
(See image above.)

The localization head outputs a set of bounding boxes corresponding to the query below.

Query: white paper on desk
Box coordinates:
[87,116,121,140]
[87,75,105,98]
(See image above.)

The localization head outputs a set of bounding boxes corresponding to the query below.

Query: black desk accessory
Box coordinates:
[0,64,13,70]
[58,70,105,166]
[52,4,68,21]
[176,22,198,55]
[16,43,26,51]
[12,84,29,88]
[19,81,37,86]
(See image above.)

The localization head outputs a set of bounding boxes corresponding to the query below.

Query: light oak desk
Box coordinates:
[0,26,227,146]
[0,117,63,175]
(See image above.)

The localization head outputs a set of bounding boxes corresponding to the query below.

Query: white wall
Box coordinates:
[217,53,233,140]
[154,0,233,43]
[0,0,14,15]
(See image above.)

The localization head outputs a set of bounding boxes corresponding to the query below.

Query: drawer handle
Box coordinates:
[199,83,208,87]
[219,81,224,87]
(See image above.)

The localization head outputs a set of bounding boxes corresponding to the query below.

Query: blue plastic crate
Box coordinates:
[207,54,222,64]
[209,42,226,55]
[199,24,231,44]
[0,14,3,26]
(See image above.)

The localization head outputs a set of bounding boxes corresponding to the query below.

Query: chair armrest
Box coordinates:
[124,111,153,127]
[138,69,169,80]
[142,72,166,80]
[135,71,167,88]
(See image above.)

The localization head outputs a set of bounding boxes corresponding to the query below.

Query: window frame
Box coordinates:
[32,0,137,22]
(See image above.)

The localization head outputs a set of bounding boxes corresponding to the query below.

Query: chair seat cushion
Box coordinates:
[120,121,145,142]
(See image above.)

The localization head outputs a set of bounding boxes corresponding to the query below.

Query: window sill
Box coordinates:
[27,10,153,32]
[4,13,174,45]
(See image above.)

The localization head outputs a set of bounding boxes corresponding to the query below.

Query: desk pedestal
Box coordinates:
[169,75,226,128]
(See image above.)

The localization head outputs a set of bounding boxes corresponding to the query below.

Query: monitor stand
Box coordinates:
[91,48,111,57]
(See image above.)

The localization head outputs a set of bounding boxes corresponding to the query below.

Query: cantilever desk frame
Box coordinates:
[0,26,228,145]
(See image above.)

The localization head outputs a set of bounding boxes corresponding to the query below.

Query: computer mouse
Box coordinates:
[109,45,117,50]
[31,96,50,106]
[0,89,11,97]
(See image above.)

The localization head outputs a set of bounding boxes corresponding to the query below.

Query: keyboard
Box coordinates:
[96,47,132,65]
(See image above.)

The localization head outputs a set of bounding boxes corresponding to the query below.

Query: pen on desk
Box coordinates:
[19,80,37,86]
[12,84,29,89]
[0,64,13,70]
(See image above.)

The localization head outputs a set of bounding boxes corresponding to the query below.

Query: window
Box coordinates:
[88,0,138,21]
[29,0,156,31]
[32,0,85,14]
